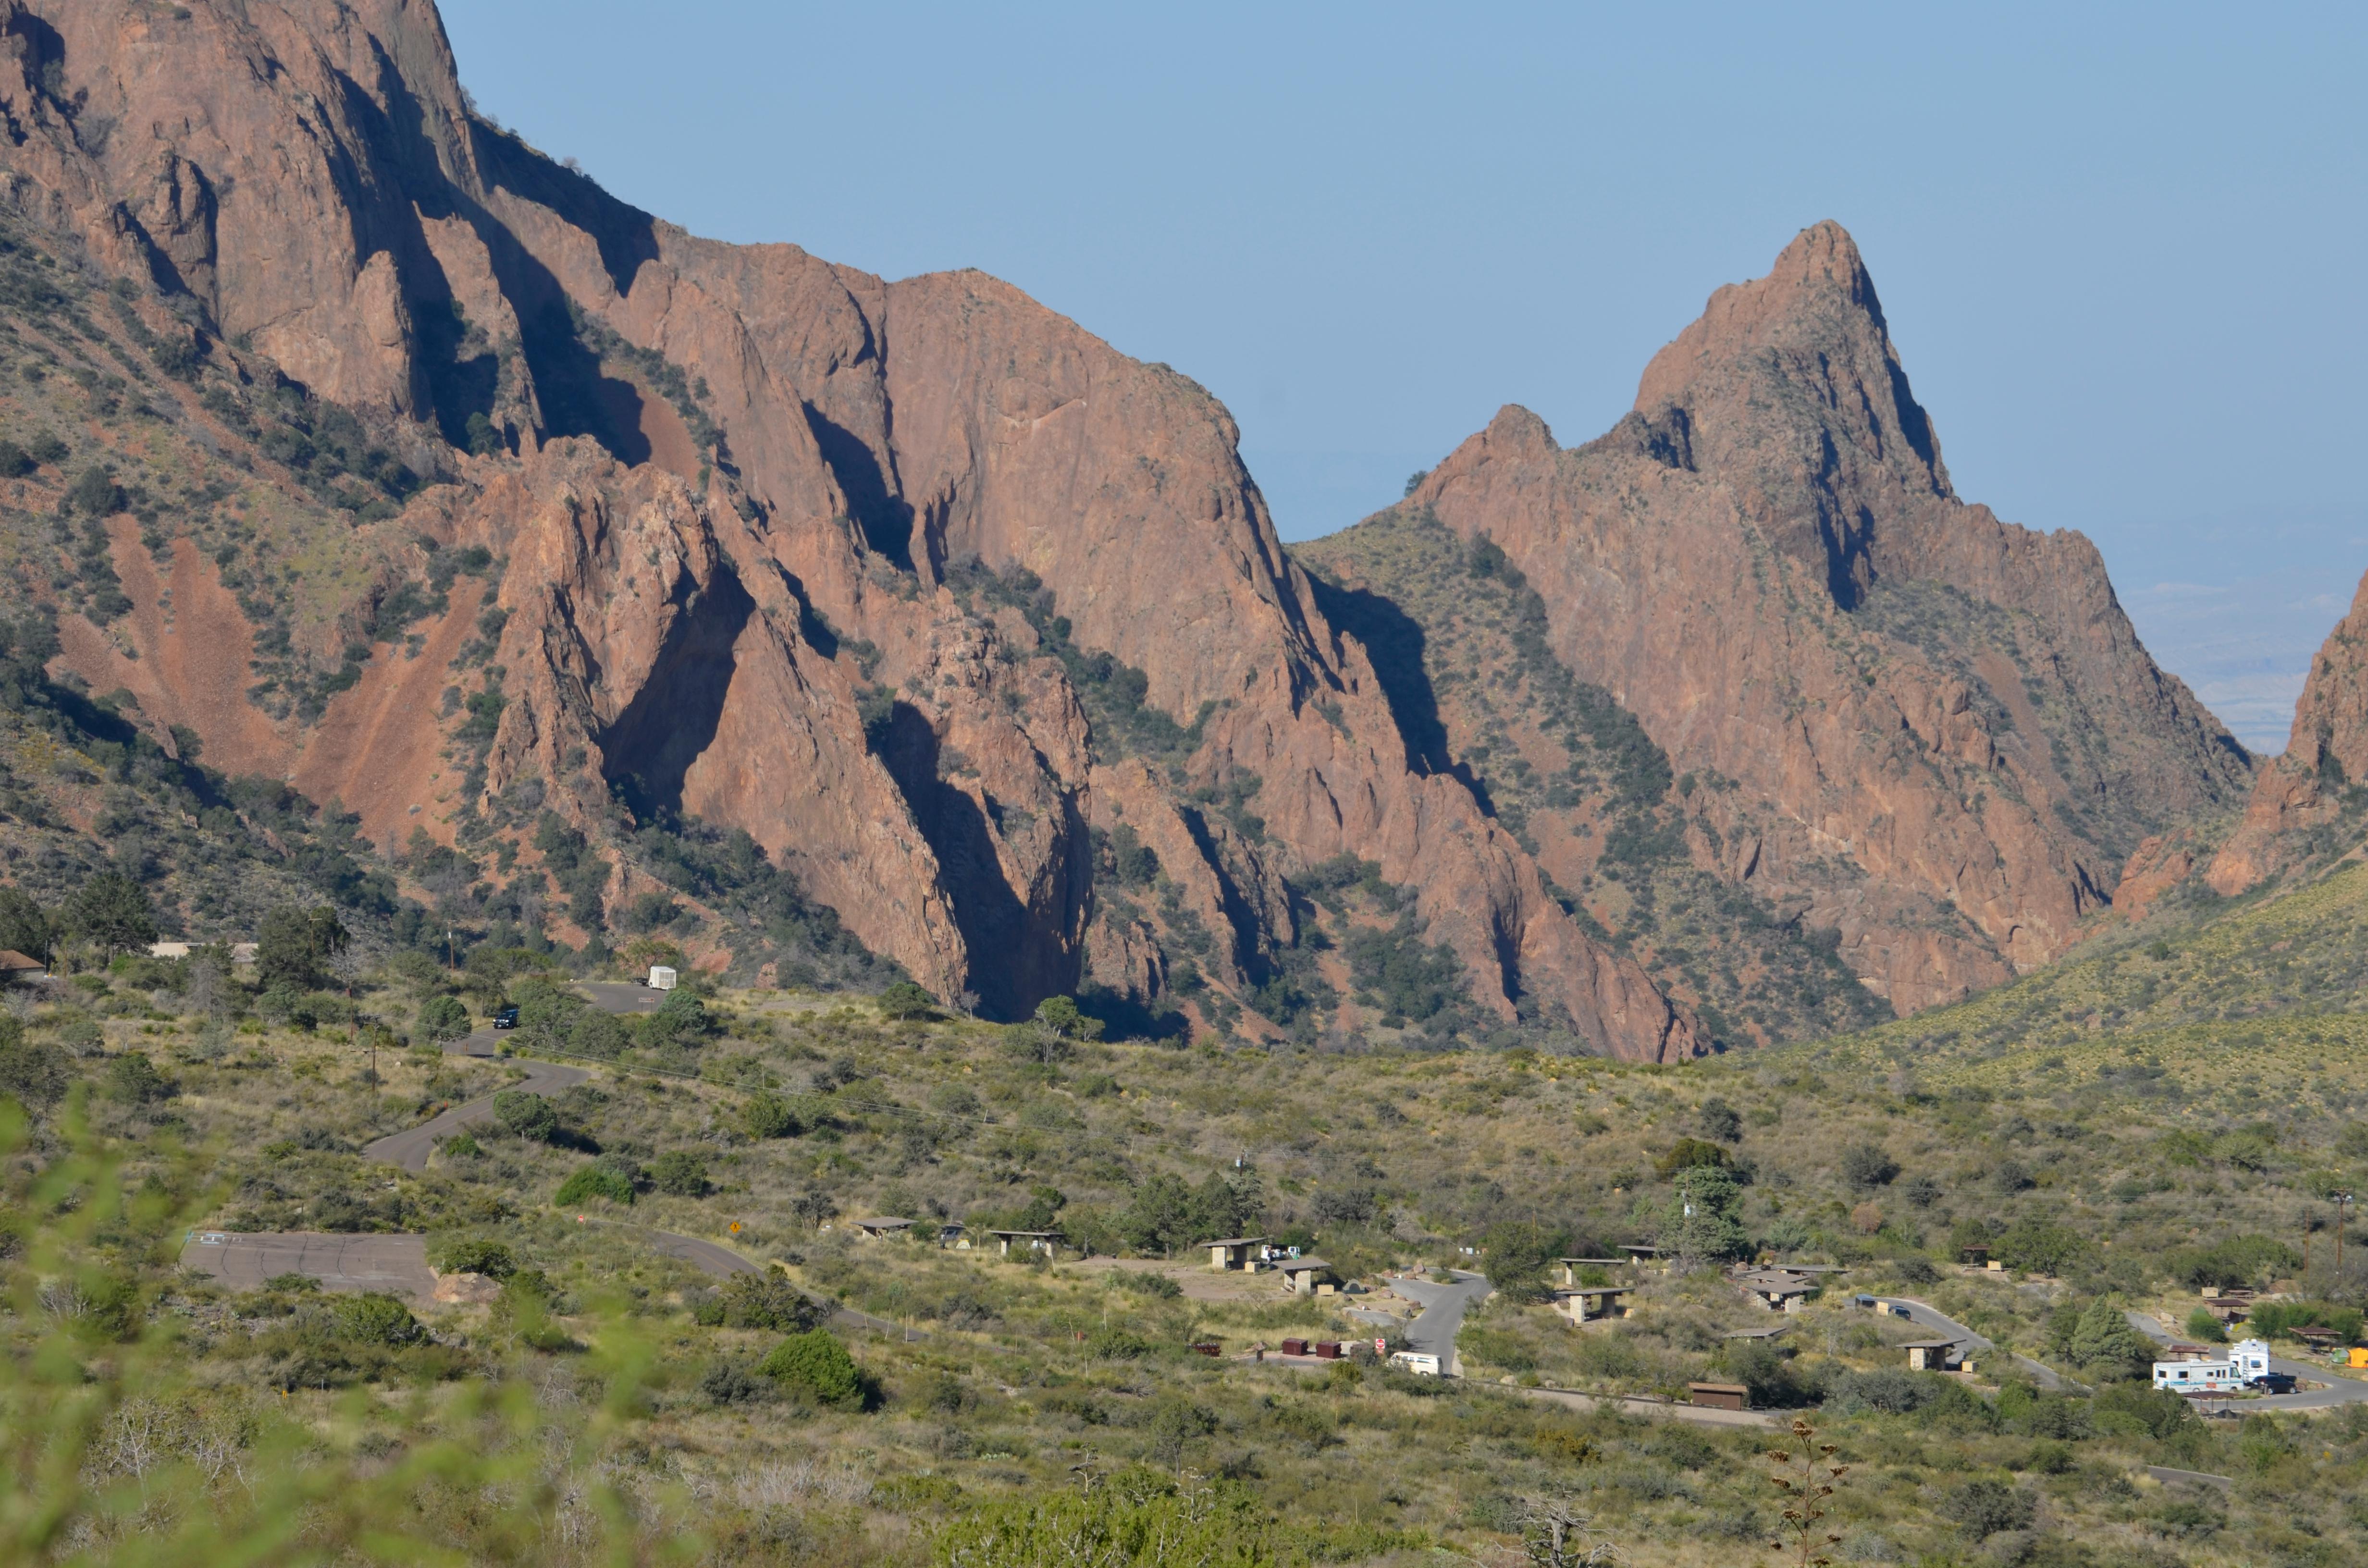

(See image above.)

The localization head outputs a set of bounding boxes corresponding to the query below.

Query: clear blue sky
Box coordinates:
[440,1,2365,753]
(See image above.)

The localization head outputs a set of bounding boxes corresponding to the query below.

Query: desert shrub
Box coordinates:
[333,1292,424,1347]
[1479,1219,1568,1301]
[1457,1324,1537,1375]
[1841,1143,1901,1188]
[431,1237,517,1279]
[417,995,470,1042]
[1698,1097,1742,1142]
[693,1270,826,1332]
[1940,1478,2035,1540]
[1654,1137,1728,1176]
[104,1053,173,1104]
[645,986,714,1049]
[760,1329,868,1408]
[0,1028,68,1107]
[1114,1270,1182,1300]
[699,1356,773,1406]
[1992,1217,2089,1275]
[2094,1384,2196,1441]
[743,1090,800,1139]
[1088,1326,1155,1360]
[554,1165,634,1207]
[2183,1307,2228,1343]
[569,1011,629,1058]
[491,1089,556,1141]
[2167,1233,2299,1291]
[877,980,936,1019]
[650,1150,708,1197]
[1997,1384,2095,1441]
[935,1470,1382,1565]
[1830,1369,1949,1416]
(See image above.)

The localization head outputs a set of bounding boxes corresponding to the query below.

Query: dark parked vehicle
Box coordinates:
[493,1006,519,1030]
[2247,1372,2297,1394]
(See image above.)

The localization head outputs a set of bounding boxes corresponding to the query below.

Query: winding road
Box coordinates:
[1873,1295,2078,1391]
[359,981,663,1170]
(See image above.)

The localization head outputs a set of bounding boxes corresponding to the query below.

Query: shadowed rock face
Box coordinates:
[1399,223,2253,1013]
[2206,569,2368,895]
[0,0,1697,1056]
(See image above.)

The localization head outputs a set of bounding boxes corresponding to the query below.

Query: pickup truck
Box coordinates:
[492,1006,519,1030]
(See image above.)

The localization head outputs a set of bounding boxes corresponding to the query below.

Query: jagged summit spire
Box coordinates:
[1632,220,1952,543]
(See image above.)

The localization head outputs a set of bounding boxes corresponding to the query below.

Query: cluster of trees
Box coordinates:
[0,871,161,962]
[1116,1168,1266,1257]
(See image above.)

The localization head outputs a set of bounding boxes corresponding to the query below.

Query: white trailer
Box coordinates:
[647,965,678,991]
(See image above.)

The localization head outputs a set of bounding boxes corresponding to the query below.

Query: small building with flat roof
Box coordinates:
[1206,1236,1268,1273]
[1621,1244,1666,1267]
[989,1228,1062,1259]
[852,1217,915,1240]
[1688,1382,1751,1411]
[1902,1338,1966,1372]
[1735,1269,1821,1313]
[1276,1258,1340,1297]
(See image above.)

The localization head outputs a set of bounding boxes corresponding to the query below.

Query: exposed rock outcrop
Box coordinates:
[0,0,1696,1057]
[1396,223,2253,1012]
[2205,568,2368,894]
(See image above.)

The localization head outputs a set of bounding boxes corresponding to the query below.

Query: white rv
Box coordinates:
[2152,1337,2271,1393]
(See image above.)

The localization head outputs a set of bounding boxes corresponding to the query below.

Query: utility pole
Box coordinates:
[2340,1193,2354,1283]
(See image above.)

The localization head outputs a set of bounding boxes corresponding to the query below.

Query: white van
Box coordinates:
[1389,1351,1442,1377]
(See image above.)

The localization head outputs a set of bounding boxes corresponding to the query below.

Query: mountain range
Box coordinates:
[0,0,2356,1057]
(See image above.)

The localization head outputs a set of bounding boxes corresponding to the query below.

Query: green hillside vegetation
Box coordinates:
[12,857,2368,1563]
[1823,857,2368,1071]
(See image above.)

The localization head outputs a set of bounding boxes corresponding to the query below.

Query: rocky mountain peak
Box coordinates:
[2206,566,2368,894]
[1365,226,2251,1017]
[1631,221,1952,610]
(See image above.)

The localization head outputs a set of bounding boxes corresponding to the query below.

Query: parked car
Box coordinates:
[493,1006,518,1030]
[2247,1372,2297,1394]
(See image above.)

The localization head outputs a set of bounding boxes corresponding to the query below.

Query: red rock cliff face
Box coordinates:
[2205,568,2368,895]
[0,0,1697,1056]
[1406,224,2252,1013]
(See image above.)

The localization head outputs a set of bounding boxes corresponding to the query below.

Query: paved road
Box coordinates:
[1874,1296,2077,1391]
[359,980,666,1169]
[2128,1312,2368,1412]
[361,1056,590,1172]
[178,1231,433,1297]
[1383,1270,1492,1375]
[1519,1384,1780,1430]
[578,981,665,1017]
